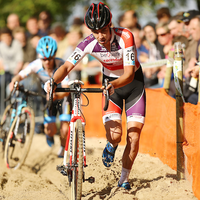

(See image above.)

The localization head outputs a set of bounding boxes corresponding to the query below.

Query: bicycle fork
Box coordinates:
[57,118,95,185]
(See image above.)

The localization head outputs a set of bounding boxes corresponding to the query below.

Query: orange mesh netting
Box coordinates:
[82,84,200,199]
[183,102,200,199]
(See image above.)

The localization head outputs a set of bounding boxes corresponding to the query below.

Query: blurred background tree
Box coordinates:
[118,0,200,10]
[0,0,199,29]
[0,0,82,28]
[118,0,188,10]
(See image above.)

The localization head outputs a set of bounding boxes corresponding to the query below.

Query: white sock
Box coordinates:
[109,142,118,148]
[58,146,64,156]
[119,167,131,185]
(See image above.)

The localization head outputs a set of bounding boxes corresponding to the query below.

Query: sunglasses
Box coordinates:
[41,57,54,61]
[157,33,168,37]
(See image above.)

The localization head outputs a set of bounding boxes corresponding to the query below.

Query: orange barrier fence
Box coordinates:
[82,84,200,199]
[183,103,200,199]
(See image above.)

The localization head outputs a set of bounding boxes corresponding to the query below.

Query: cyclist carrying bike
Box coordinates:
[9,36,71,158]
[45,2,146,189]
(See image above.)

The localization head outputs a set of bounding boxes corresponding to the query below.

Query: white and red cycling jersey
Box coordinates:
[67,27,140,78]
[67,27,146,124]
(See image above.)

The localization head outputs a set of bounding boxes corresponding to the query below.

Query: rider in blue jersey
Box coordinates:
[10,36,71,158]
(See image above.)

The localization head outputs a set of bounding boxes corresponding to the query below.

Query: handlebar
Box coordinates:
[47,78,110,111]
[47,78,54,111]
[5,82,46,102]
[104,79,109,111]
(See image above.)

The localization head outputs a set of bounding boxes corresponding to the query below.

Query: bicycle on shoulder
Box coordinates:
[47,78,109,200]
[3,81,45,170]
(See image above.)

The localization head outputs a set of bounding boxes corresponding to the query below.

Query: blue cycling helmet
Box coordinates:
[36,36,57,58]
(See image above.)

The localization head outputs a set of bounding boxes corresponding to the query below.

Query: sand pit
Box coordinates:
[0,134,197,200]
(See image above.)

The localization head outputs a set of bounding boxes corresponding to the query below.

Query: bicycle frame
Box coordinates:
[48,79,109,199]
[8,87,30,132]
[64,83,87,168]
[4,82,45,169]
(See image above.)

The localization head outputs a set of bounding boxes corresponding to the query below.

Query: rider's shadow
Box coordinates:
[86,148,94,155]
[83,173,177,199]
[84,185,136,200]
[129,173,178,196]
[23,148,57,174]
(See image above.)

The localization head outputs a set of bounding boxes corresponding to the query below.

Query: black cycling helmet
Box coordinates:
[84,2,112,30]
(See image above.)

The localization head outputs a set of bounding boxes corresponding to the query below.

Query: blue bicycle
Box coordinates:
[1,82,44,169]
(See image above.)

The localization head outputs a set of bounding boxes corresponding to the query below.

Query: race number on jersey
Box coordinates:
[124,46,135,66]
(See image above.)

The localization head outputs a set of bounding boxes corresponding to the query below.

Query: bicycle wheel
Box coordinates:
[71,119,83,200]
[0,104,12,155]
[4,106,35,169]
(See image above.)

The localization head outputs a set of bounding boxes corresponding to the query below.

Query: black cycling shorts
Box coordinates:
[102,66,146,124]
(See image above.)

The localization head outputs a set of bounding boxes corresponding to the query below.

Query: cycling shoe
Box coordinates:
[118,181,131,190]
[46,135,54,147]
[102,142,118,167]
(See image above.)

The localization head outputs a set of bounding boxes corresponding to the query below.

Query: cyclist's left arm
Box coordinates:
[109,29,137,89]
[109,64,135,89]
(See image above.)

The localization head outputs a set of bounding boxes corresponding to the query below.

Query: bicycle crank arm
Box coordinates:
[57,165,68,176]
[84,176,95,183]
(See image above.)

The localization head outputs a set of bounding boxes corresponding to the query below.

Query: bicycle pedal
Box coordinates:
[85,176,95,183]
[9,142,15,148]
[56,165,65,171]
[60,169,68,176]
[57,165,68,176]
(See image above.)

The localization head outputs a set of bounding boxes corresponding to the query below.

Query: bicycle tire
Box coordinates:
[71,119,83,200]
[0,104,12,155]
[4,106,35,169]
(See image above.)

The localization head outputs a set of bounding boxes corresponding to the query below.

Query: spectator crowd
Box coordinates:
[0,6,200,118]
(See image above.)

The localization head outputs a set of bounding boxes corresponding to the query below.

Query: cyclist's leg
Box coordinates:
[58,96,71,157]
[59,121,70,147]
[44,122,57,136]
[122,121,143,169]
[102,94,123,167]
[102,89,123,144]
[102,120,122,167]
[123,89,146,168]
[57,121,69,158]
[44,122,57,147]
[104,120,122,146]
[43,103,58,147]
[118,121,143,189]
[118,89,146,189]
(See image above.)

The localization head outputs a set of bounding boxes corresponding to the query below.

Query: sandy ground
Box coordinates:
[0,134,198,200]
